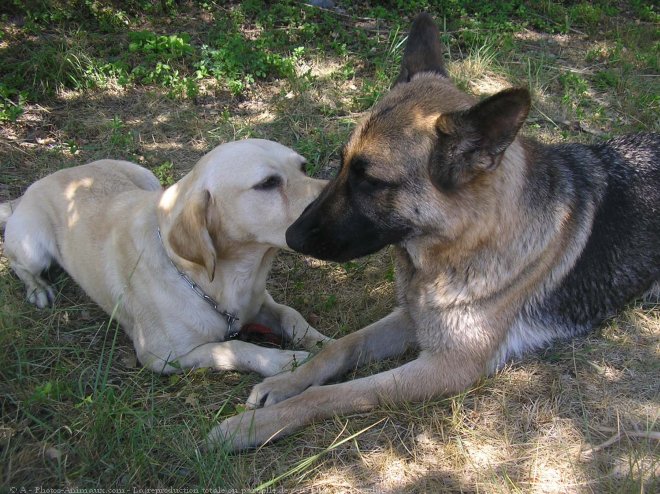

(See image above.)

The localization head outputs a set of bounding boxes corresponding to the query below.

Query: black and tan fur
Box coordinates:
[210,13,660,450]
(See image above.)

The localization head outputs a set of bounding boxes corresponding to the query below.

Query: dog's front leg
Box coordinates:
[208,347,478,451]
[245,308,417,408]
[260,292,333,350]
[156,341,309,377]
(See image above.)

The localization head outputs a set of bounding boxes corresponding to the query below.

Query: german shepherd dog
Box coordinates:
[209,13,660,450]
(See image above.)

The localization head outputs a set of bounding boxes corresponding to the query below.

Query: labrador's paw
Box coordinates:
[26,282,55,309]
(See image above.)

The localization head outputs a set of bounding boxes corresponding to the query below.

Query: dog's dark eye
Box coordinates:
[254,175,282,190]
[357,175,384,191]
[349,159,384,191]
[300,161,308,174]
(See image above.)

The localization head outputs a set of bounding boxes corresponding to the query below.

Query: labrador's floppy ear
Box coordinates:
[430,88,531,190]
[396,12,447,85]
[168,189,217,282]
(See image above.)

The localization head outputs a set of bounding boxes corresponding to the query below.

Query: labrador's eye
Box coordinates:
[300,161,308,174]
[254,175,282,190]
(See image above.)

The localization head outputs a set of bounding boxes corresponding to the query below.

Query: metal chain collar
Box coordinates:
[157,228,240,338]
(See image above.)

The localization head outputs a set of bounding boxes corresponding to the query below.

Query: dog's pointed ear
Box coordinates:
[396,13,447,84]
[454,87,531,157]
[430,88,531,190]
[168,189,217,282]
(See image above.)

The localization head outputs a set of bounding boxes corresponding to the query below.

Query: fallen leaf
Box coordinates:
[45,446,63,461]
[185,393,199,407]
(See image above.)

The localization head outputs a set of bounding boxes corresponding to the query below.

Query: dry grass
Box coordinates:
[1,2,658,492]
[241,296,658,492]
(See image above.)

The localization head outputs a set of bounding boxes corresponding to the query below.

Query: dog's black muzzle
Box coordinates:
[286,184,411,262]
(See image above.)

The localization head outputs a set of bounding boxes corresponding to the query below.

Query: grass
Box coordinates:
[1,0,658,491]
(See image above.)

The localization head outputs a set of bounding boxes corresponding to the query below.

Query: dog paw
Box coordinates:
[302,334,335,352]
[206,407,291,452]
[27,285,55,309]
[281,350,309,371]
[287,324,334,351]
[258,349,310,378]
[206,411,258,452]
[246,373,308,409]
[291,349,310,362]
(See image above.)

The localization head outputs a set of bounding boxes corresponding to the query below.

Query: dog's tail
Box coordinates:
[0,198,21,230]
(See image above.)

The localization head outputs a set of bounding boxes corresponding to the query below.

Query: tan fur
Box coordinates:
[2,139,331,377]
[168,189,217,281]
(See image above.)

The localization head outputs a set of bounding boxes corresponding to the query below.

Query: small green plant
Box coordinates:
[560,72,591,119]
[67,140,79,155]
[567,4,606,31]
[323,294,337,311]
[0,83,26,122]
[125,31,198,98]
[108,116,134,151]
[630,0,659,22]
[84,0,130,31]
[153,161,176,186]
[131,62,198,98]
[128,31,193,57]
[84,61,131,88]
[29,380,72,404]
[594,70,620,91]
[196,29,300,96]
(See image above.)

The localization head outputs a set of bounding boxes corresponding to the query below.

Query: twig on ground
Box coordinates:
[581,425,660,459]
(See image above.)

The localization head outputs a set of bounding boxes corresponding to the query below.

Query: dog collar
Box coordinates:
[157,228,240,338]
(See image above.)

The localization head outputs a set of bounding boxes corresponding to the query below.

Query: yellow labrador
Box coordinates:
[0,139,329,375]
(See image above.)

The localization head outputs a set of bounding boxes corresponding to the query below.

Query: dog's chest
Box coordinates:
[395,249,497,354]
[404,282,464,349]
[144,271,261,344]
[396,247,471,312]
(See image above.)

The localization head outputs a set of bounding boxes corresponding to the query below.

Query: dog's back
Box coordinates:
[2,161,160,221]
[2,160,162,308]
[541,134,659,322]
[497,133,660,365]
